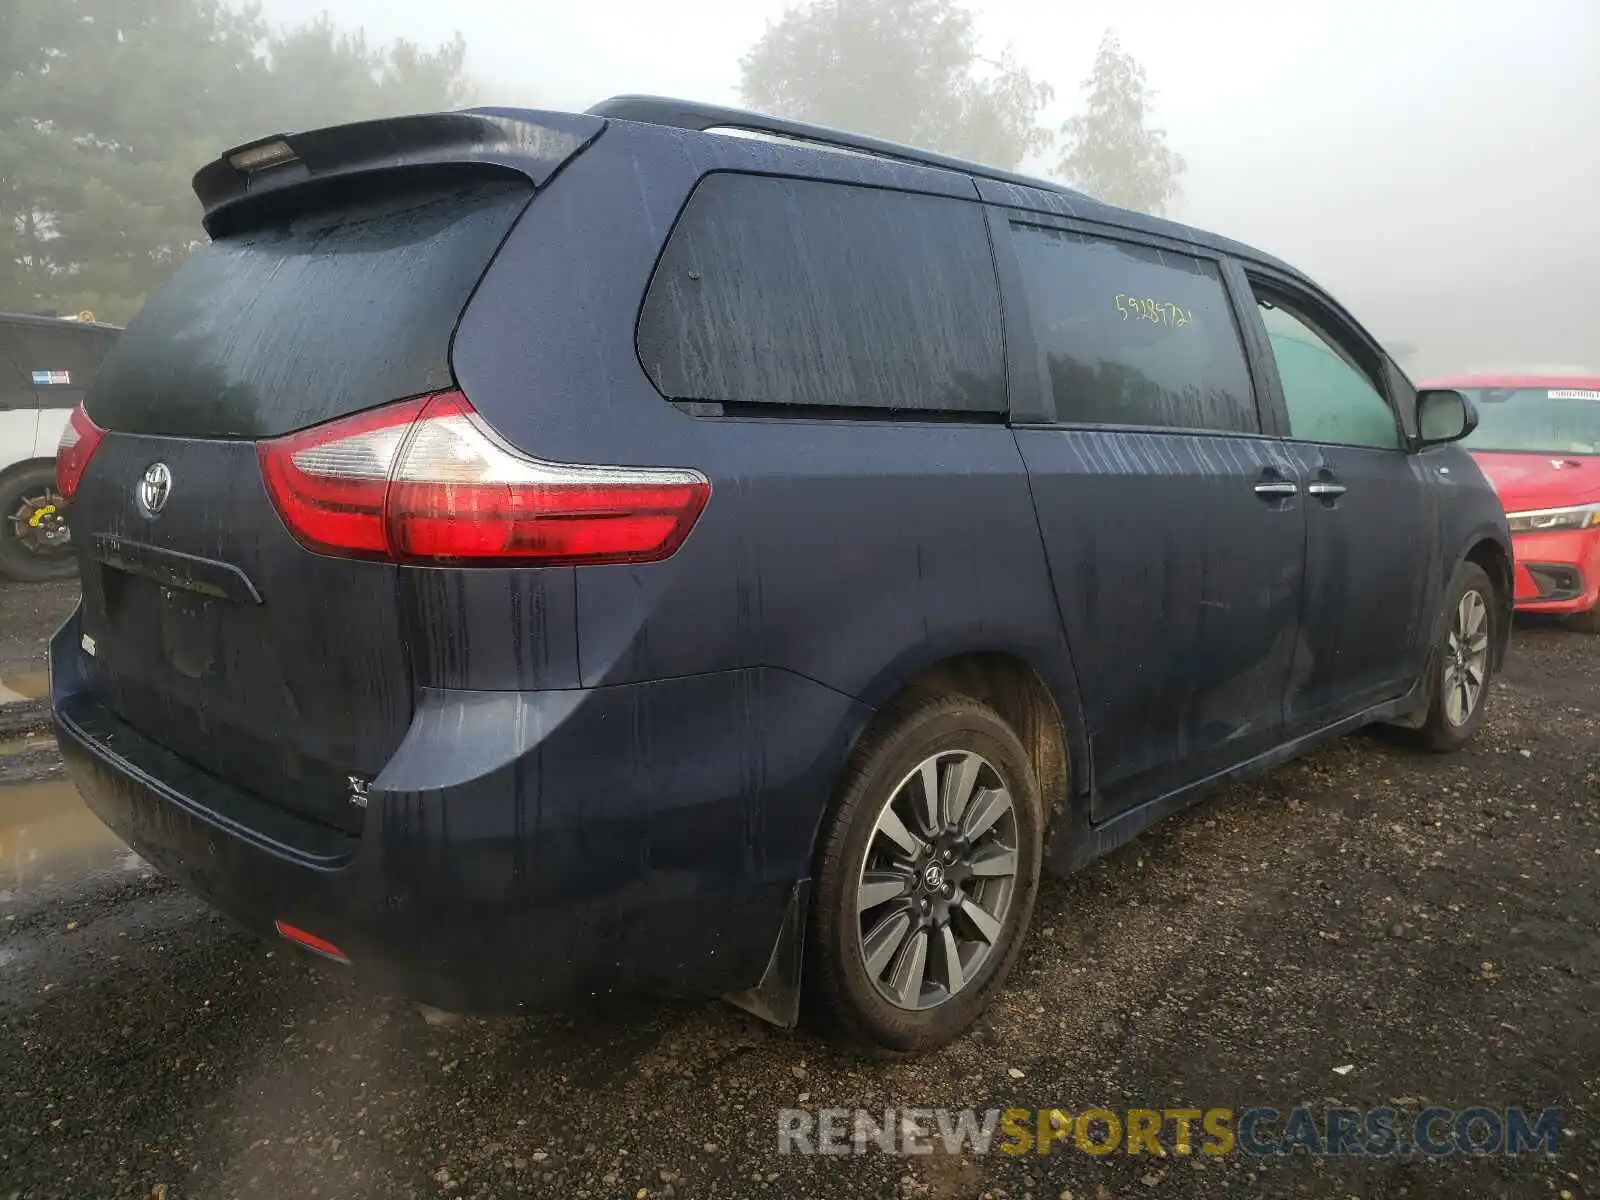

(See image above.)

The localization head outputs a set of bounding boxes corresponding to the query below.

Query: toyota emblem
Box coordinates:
[137,462,172,518]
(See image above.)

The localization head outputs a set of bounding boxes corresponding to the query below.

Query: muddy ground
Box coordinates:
[0,580,1595,1199]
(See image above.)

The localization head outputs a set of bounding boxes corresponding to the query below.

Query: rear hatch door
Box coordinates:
[70,113,599,833]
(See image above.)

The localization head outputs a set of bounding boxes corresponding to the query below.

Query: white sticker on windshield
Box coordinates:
[1548,389,1600,400]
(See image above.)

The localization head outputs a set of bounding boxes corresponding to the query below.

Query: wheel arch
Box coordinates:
[833,647,1088,845]
[0,455,58,490]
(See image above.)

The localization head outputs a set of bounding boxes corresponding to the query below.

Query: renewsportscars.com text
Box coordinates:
[777,1106,1564,1158]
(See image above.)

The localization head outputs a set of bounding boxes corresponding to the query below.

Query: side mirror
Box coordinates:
[1416,389,1478,446]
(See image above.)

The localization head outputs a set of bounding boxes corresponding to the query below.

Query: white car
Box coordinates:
[1,313,121,580]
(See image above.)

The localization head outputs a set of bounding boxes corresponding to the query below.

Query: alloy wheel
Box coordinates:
[855,750,1019,1011]
[1442,588,1489,727]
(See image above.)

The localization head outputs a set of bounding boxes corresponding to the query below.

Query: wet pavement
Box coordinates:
[0,578,74,699]
[0,580,1597,1199]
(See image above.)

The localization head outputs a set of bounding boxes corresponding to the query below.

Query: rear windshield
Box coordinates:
[88,175,532,438]
[1460,386,1600,455]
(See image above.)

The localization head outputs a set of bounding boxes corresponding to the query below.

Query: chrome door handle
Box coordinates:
[1254,481,1299,498]
[1307,482,1347,498]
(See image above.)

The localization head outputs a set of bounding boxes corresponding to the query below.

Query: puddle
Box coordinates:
[0,778,129,897]
[0,668,48,704]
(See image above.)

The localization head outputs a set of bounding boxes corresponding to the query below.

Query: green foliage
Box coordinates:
[253,16,471,140]
[0,0,472,322]
[739,0,1053,171]
[1057,32,1185,215]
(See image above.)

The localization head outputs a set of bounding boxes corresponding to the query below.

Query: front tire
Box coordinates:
[805,693,1044,1056]
[0,463,77,583]
[1413,561,1497,752]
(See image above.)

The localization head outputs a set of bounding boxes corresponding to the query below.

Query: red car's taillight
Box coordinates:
[56,403,107,500]
[257,390,711,565]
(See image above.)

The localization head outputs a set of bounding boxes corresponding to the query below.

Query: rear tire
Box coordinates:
[1411,561,1497,752]
[0,463,76,583]
[805,692,1043,1057]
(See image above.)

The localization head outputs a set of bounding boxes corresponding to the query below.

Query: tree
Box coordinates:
[0,0,473,321]
[740,0,1052,171]
[256,16,472,140]
[1057,32,1185,215]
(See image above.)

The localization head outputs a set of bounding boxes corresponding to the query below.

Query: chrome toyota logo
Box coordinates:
[922,862,947,890]
[137,462,172,518]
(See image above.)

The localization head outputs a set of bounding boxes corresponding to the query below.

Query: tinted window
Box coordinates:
[89,177,531,438]
[1011,224,1258,432]
[0,328,27,410]
[1257,298,1399,449]
[637,173,1004,415]
[14,325,113,399]
[0,328,23,382]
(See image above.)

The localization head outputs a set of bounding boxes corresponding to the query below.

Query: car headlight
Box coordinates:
[1505,504,1600,533]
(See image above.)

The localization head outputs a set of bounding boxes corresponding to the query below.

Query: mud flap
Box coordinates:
[723,879,809,1028]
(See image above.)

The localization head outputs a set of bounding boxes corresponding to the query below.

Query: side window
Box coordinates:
[637,173,1004,415]
[1010,223,1258,433]
[0,330,30,408]
[16,326,108,402]
[1254,293,1400,449]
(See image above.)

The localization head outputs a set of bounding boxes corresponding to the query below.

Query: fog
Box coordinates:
[255,0,1597,378]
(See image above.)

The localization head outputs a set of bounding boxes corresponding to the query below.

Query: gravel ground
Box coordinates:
[0,592,1596,1200]
[0,578,76,680]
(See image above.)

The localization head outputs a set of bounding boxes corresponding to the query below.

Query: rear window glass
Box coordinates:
[88,176,532,438]
[1011,224,1258,433]
[637,173,1004,416]
[0,328,24,391]
[7,324,115,400]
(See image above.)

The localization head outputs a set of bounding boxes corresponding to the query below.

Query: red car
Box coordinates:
[1423,373,1600,629]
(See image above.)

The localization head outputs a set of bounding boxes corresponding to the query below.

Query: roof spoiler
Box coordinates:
[192,108,605,236]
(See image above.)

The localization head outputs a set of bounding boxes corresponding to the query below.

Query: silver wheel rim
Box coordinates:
[855,750,1019,1012]
[1442,588,1489,727]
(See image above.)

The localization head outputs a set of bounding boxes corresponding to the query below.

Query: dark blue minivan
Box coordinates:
[51,98,1511,1054]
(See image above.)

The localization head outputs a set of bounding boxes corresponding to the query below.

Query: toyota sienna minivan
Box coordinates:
[51,98,1511,1055]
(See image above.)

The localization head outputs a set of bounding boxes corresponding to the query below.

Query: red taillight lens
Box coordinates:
[258,390,711,565]
[56,403,107,500]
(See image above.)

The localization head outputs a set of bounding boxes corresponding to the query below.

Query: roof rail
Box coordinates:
[586,95,1084,200]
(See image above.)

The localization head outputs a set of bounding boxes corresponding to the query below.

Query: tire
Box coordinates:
[1412,561,1497,752]
[805,692,1044,1056]
[0,462,77,583]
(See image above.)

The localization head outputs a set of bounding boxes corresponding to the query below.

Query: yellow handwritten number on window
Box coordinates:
[1115,294,1194,328]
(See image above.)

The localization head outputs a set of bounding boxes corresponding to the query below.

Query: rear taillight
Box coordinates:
[56,403,107,500]
[258,390,711,565]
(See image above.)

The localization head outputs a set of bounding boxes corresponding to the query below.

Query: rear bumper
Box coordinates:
[51,608,866,1012]
[1511,528,1600,615]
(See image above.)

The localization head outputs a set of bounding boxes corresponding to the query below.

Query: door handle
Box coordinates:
[1307,482,1347,499]
[1254,481,1299,499]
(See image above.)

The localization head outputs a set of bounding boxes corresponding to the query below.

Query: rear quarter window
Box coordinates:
[1010,223,1259,434]
[637,173,1005,416]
